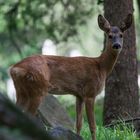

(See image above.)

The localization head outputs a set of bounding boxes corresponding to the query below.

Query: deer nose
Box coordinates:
[112,43,121,49]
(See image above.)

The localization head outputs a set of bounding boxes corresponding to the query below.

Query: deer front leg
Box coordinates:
[76,97,84,135]
[85,98,96,140]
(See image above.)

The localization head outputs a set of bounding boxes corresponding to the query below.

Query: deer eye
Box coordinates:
[108,35,113,39]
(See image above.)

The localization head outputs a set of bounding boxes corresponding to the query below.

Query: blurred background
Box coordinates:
[0,0,140,126]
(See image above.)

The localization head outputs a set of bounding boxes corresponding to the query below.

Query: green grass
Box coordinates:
[81,123,140,140]
[58,96,140,140]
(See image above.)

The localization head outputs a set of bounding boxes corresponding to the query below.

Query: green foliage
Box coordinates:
[82,123,140,140]
[0,0,95,46]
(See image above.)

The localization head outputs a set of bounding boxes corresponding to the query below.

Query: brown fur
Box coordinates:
[10,14,132,140]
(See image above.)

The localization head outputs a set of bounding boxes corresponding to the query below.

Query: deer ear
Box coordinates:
[98,15,110,33]
[120,13,133,32]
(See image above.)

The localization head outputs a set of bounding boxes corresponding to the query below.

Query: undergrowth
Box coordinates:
[58,96,140,140]
[81,123,140,140]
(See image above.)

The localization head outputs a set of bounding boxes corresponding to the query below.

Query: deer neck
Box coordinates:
[99,44,120,76]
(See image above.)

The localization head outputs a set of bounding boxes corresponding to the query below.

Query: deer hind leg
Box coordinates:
[16,87,45,115]
[10,67,30,112]
[85,98,96,140]
[16,92,29,112]
[14,83,30,113]
[76,97,84,135]
[27,95,43,115]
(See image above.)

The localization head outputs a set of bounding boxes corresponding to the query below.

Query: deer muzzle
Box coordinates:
[112,43,122,49]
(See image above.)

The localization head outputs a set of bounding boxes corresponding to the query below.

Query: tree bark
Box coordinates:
[138,61,140,74]
[103,0,139,125]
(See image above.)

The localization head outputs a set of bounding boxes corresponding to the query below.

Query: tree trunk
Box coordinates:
[103,0,139,125]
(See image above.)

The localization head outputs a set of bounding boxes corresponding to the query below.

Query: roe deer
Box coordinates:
[10,14,132,140]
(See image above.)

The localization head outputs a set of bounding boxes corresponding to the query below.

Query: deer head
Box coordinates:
[98,14,132,53]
